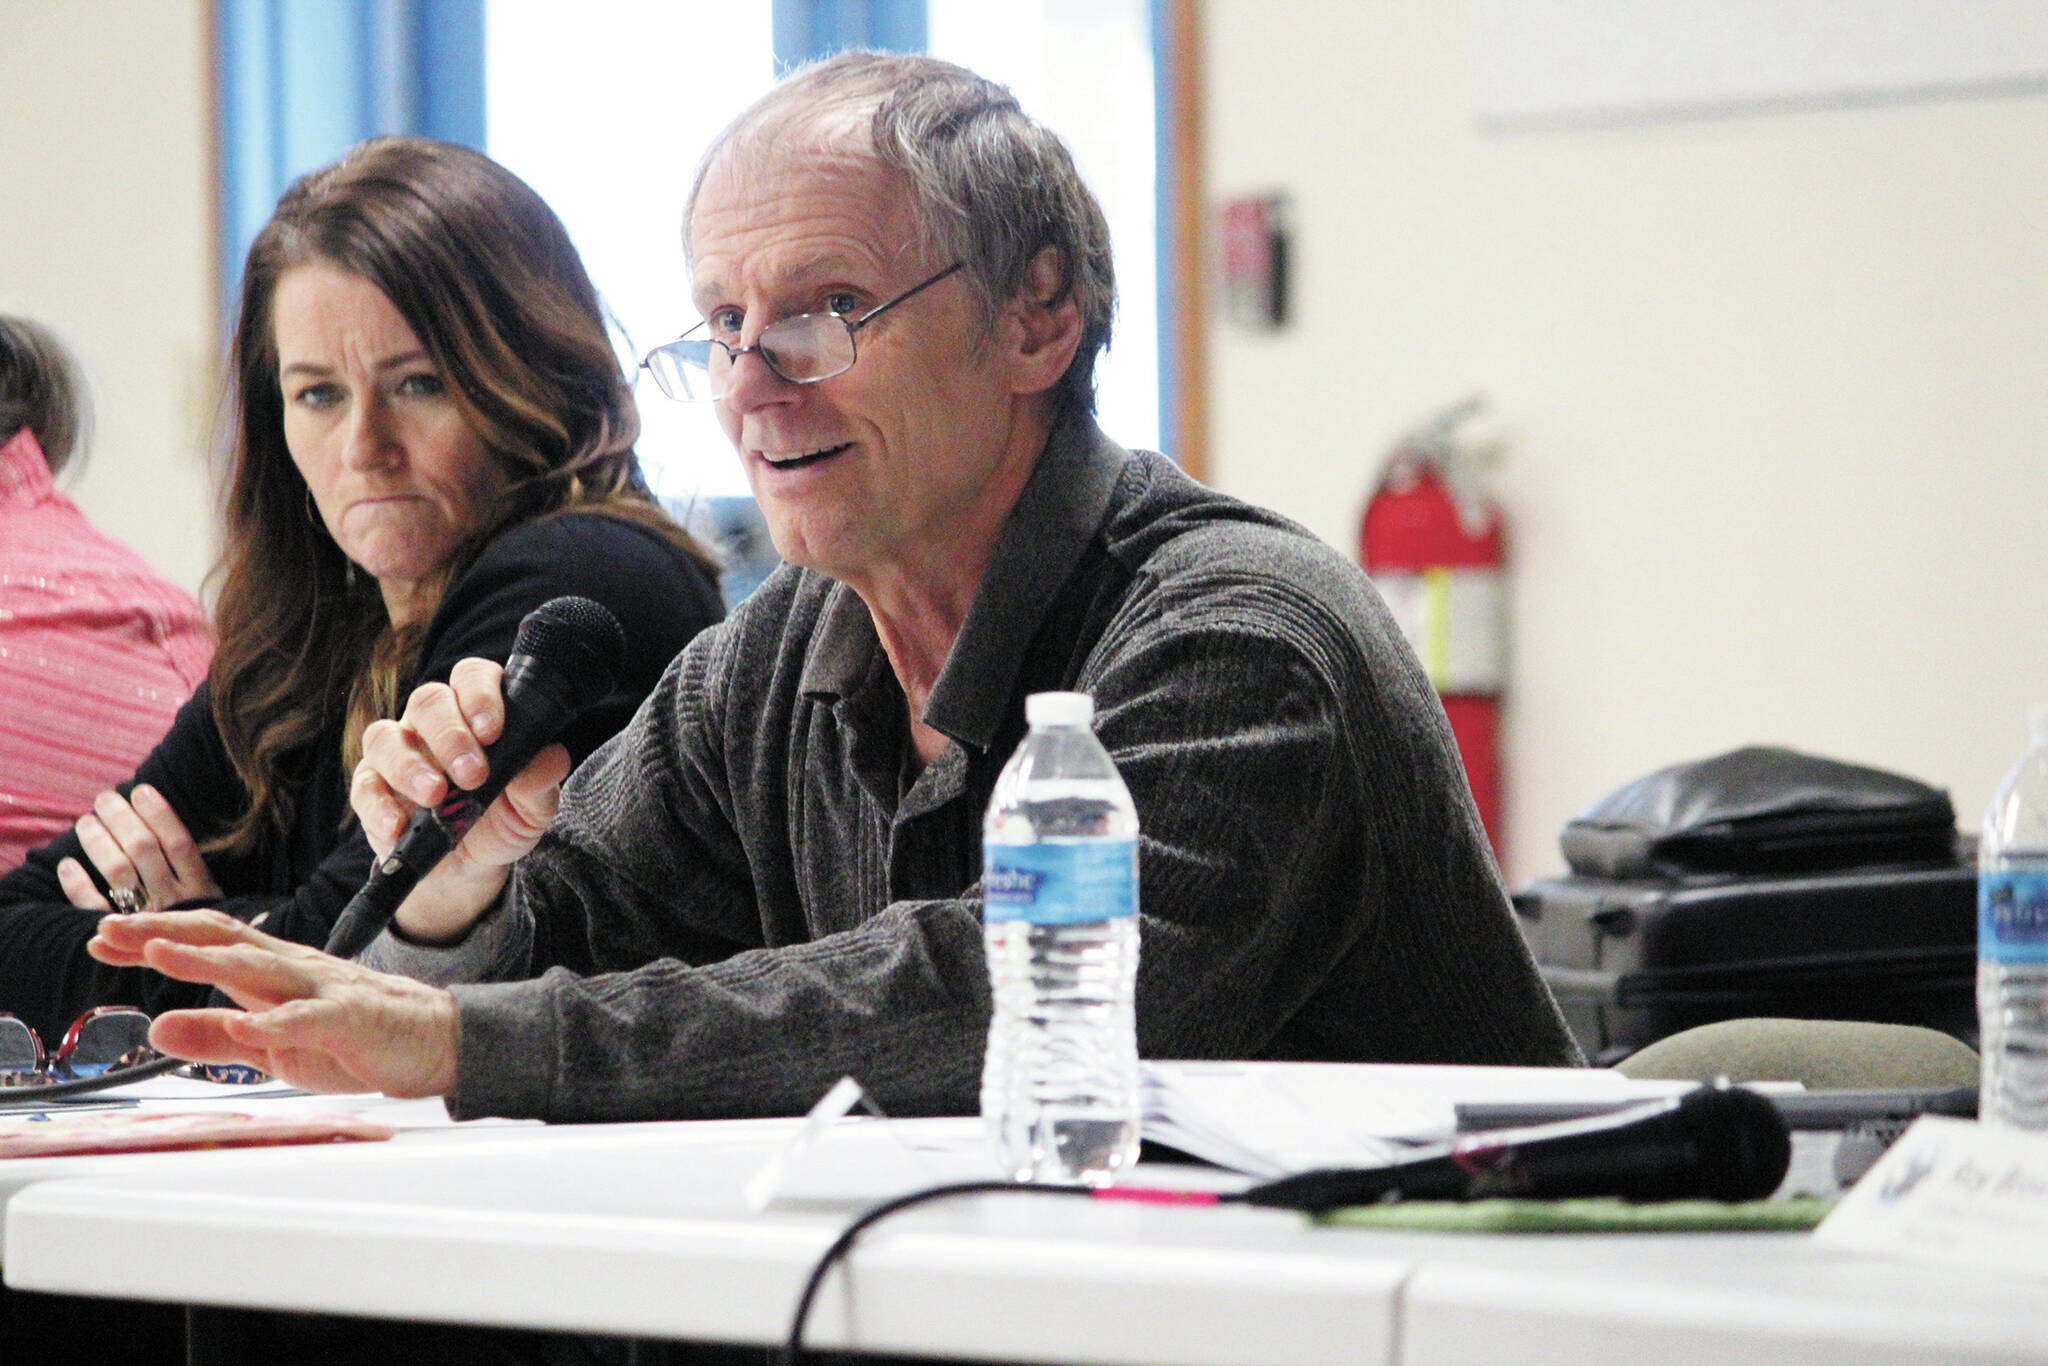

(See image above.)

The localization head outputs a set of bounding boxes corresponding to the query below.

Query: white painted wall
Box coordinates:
[1200,1,2048,884]
[0,0,217,598]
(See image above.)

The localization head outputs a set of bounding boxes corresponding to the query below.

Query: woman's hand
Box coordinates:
[88,910,461,1098]
[57,784,223,914]
[350,655,569,945]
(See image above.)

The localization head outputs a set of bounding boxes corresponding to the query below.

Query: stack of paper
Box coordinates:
[1140,1061,1711,1178]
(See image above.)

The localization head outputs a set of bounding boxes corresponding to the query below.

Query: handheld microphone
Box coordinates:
[1239,1085,1791,1211]
[323,596,626,959]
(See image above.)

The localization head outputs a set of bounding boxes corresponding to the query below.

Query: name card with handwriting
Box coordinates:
[1815,1115,2048,1279]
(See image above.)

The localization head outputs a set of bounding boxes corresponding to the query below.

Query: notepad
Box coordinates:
[0,1110,397,1159]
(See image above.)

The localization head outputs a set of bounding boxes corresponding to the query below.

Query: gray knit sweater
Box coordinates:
[375,414,1577,1120]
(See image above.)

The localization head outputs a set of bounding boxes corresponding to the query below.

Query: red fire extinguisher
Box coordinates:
[1360,397,1508,856]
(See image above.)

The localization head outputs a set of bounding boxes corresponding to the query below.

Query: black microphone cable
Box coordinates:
[777,1084,1792,1363]
[0,1053,187,1104]
[779,1180,1073,1366]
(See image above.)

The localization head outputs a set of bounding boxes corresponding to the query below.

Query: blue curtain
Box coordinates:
[215,0,485,318]
[771,0,927,68]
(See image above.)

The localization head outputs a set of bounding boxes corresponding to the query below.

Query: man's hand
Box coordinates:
[89,910,460,1098]
[351,656,571,945]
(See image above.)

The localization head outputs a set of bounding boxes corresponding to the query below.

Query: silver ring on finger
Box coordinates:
[107,884,148,914]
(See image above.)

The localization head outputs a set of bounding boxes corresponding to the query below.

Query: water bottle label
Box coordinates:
[983,839,1137,925]
[1982,872,2048,964]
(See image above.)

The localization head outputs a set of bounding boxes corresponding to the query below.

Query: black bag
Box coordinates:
[1516,747,1975,1064]
[1557,746,1958,879]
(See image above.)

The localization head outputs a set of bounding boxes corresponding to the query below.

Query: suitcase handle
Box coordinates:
[1539,966,1622,1000]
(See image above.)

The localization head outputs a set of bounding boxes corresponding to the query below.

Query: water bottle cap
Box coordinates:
[1026,691,1094,728]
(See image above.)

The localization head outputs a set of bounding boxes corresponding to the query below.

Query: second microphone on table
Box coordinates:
[323,595,626,960]
[1237,1084,1792,1211]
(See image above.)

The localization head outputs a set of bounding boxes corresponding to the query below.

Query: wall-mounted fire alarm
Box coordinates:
[1219,192,1290,331]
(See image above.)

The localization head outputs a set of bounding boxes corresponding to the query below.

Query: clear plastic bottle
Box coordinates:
[981,691,1141,1184]
[1980,704,2048,1130]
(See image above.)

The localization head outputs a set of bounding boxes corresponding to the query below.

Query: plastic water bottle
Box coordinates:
[981,691,1141,1184]
[1980,705,2048,1130]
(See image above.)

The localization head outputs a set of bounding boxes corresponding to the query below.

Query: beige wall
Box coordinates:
[0,0,217,597]
[5,2,2045,892]
[1201,1,2048,884]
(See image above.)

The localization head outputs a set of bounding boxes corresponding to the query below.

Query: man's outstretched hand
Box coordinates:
[90,910,461,1099]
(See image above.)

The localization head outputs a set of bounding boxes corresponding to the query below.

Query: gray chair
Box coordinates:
[1613,1017,1980,1090]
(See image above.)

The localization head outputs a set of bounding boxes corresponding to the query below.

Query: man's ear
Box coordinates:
[1002,246,1084,398]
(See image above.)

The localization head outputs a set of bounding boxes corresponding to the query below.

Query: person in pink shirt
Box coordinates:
[0,316,213,871]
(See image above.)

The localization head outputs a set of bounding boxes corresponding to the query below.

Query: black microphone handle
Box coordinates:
[323,669,581,959]
[1240,1086,1789,1211]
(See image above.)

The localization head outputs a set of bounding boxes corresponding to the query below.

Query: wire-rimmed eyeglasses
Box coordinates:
[0,1007,270,1088]
[0,1007,156,1086]
[640,261,965,402]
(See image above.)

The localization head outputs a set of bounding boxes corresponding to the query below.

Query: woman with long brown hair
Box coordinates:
[0,137,724,1050]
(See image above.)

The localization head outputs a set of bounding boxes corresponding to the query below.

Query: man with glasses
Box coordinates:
[96,53,1575,1117]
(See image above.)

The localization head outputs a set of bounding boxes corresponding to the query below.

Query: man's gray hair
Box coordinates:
[686,51,1116,418]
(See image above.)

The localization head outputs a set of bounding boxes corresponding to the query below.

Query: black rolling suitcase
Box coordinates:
[1512,747,1977,1065]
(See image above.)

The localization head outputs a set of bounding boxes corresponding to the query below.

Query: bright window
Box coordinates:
[485,2,775,506]
[928,0,1159,456]
[485,0,1160,514]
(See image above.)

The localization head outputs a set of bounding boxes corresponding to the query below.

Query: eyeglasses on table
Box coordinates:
[0,1007,267,1087]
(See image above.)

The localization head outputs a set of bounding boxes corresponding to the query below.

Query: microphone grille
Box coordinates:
[1680,1086,1792,1201]
[510,595,627,704]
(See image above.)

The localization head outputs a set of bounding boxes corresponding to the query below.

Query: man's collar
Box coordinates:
[796,410,1129,749]
[799,577,880,699]
[925,409,1126,750]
